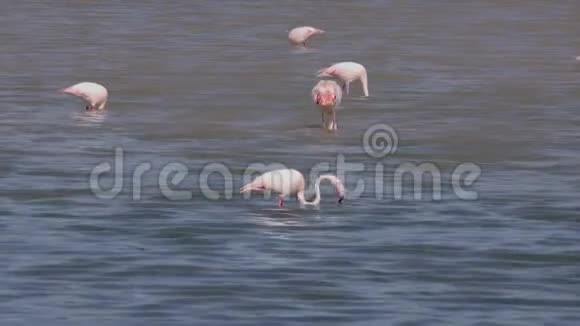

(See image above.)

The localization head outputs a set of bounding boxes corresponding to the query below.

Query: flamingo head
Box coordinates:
[336,183,345,204]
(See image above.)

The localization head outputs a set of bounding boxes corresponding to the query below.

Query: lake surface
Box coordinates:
[1,1,579,325]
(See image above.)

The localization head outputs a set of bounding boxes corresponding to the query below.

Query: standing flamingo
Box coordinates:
[240,169,345,207]
[60,82,108,110]
[288,26,324,47]
[317,62,369,97]
[312,80,342,131]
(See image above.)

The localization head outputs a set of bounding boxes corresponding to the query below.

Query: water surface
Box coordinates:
[1,1,580,325]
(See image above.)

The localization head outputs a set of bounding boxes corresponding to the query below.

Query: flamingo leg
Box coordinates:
[344,81,350,95]
[321,112,325,128]
[277,196,284,207]
[331,111,337,130]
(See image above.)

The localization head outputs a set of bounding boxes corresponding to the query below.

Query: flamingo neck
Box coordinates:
[361,70,369,97]
[96,100,107,110]
[297,175,340,206]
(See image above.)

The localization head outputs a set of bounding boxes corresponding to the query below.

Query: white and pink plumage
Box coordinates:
[317,62,369,97]
[60,82,108,110]
[240,169,345,207]
[312,80,342,131]
[288,26,324,47]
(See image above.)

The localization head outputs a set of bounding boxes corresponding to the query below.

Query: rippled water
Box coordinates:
[1,1,580,325]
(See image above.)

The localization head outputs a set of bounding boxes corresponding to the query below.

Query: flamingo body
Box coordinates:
[317,62,369,97]
[60,82,108,110]
[312,80,342,131]
[240,169,345,207]
[288,26,324,47]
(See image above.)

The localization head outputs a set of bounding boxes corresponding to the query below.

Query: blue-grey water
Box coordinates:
[1,1,580,325]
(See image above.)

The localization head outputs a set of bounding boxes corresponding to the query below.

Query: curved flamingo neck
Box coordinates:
[296,175,342,206]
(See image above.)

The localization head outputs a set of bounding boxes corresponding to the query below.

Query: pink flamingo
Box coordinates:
[60,82,108,110]
[317,62,369,97]
[240,169,345,207]
[288,26,324,47]
[312,80,342,131]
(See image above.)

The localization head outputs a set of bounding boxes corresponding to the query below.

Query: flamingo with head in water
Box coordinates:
[312,79,342,131]
[60,82,108,110]
[240,169,345,207]
[288,26,324,47]
[317,62,369,97]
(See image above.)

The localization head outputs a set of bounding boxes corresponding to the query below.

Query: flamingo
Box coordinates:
[312,80,342,131]
[240,169,345,207]
[60,82,108,110]
[317,62,369,97]
[288,26,324,47]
